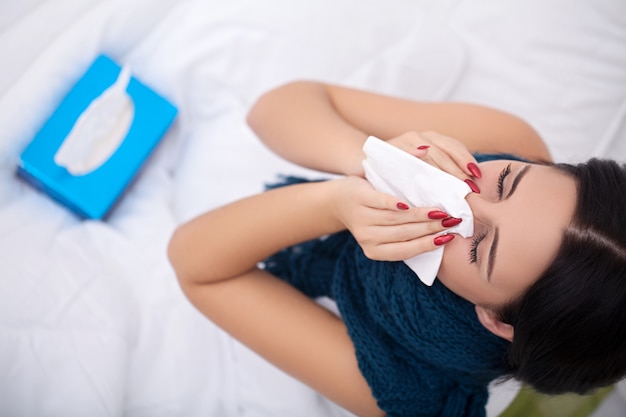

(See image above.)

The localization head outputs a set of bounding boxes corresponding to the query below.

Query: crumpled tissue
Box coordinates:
[362,136,474,286]
[54,65,134,176]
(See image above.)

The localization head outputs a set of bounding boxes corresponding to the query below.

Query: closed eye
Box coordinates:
[469,231,487,264]
[497,164,511,199]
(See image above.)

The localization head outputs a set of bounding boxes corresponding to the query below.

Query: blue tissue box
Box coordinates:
[17,55,177,219]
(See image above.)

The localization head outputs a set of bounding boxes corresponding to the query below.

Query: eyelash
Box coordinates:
[497,163,512,198]
[469,231,487,264]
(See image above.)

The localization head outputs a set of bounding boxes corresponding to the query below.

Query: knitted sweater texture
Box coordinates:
[264,231,510,417]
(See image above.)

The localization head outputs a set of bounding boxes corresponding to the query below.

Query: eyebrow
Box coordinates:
[487,228,499,280]
[488,164,531,280]
[505,164,531,199]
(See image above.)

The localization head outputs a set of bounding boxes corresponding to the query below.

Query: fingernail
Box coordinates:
[467,162,482,178]
[397,202,410,210]
[428,210,449,219]
[464,178,481,194]
[417,145,430,150]
[441,217,462,227]
[434,234,455,246]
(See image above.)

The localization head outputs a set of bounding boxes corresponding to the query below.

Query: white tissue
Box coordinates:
[362,136,474,286]
[54,66,134,176]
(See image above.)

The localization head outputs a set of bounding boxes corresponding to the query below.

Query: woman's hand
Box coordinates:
[331,176,458,261]
[386,131,482,191]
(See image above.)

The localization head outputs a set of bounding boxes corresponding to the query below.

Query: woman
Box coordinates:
[167,81,626,417]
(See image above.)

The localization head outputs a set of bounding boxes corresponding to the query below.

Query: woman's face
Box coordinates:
[437,160,577,307]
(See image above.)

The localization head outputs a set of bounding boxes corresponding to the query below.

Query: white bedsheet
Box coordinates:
[1,1,625,416]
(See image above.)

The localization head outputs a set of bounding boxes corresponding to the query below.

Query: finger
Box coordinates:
[367,205,450,227]
[419,151,480,193]
[381,210,463,237]
[386,132,437,160]
[421,131,481,178]
[358,208,462,244]
[363,218,447,244]
[404,141,470,183]
[359,187,415,213]
[362,233,456,261]
[419,150,468,180]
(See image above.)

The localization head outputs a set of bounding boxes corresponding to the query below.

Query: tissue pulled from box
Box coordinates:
[54,65,134,176]
[362,136,474,286]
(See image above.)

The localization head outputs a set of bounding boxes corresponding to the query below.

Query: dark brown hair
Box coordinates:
[497,158,626,395]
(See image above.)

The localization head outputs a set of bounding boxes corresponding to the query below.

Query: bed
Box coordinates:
[1,1,625,416]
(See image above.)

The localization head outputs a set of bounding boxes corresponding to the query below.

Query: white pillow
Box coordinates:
[444,0,626,163]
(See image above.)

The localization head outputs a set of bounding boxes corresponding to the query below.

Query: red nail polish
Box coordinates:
[434,234,455,246]
[397,202,410,210]
[467,162,482,178]
[428,210,449,219]
[464,178,481,194]
[417,145,430,150]
[441,217,462,227]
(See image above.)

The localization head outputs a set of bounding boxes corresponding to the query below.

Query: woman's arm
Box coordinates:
[247,81,552,176]
[168,176,457,416]
[168,179,390,417]
[179,269,383,417]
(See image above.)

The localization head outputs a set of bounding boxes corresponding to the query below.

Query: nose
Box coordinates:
[465,192,495,226]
